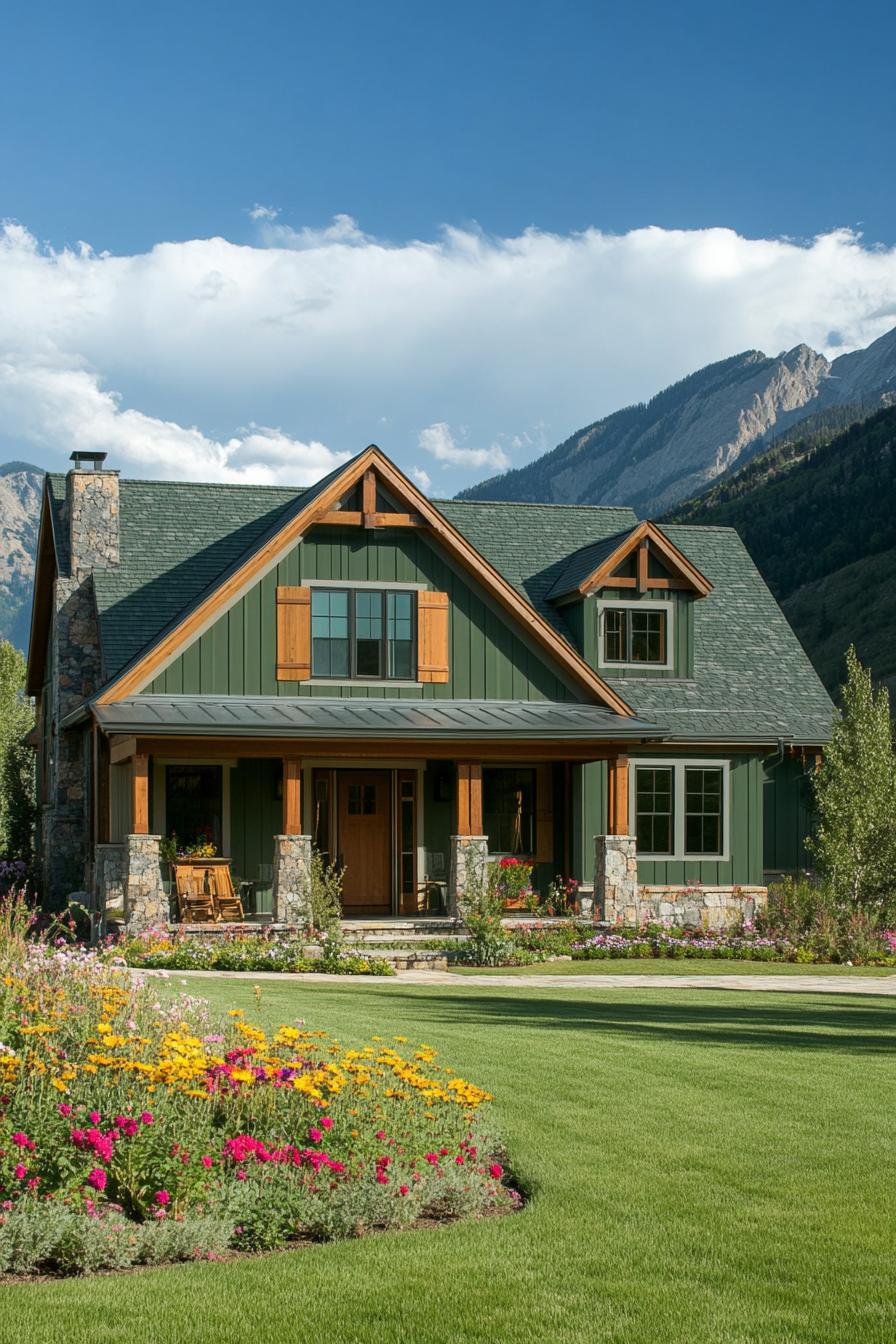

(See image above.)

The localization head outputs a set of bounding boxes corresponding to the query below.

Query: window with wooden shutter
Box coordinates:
[417,590,449,683]
[535,764,554,862]
[276,586,311,681]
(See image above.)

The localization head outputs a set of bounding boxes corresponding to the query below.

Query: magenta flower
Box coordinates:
[57,1103,72,1117]
[13,1163,26,1180]
[489,1163,503,1179]
[201,1155,214,1168]
[308,1126,322,1144]
[320,1116,333,1131]
[140,1111,154,1126]
[155,1189,170,1206]
[87,1168,107,1191]
[88,1111,101,1124]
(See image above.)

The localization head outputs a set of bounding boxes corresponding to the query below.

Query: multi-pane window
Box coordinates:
[684,768,723,856]
[634,762,727,858]
[311,590,350,677]
[635,767,674,855]
[602,607,667,664]
[483,767,536,855]
[310,588,416,680]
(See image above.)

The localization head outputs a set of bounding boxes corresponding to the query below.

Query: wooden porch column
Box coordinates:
[132,754,149,835]
[283,758,302,835]
[457,762,483,836]
[607,755,630,835]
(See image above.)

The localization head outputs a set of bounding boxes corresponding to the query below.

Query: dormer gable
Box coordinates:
[547,521,713,602]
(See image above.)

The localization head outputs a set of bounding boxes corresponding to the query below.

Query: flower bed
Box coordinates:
[118,928,396,976]
[0,903,514,1276]
[570,926,896,965]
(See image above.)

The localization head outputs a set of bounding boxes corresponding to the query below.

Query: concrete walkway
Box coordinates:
[141,967,896,995]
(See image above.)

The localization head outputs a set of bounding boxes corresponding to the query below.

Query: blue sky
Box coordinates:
[1,0,895,490]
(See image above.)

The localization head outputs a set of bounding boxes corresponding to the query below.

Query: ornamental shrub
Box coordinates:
[810,646,896,924]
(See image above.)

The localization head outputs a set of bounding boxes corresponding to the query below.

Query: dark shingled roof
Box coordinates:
[46,473,833,743]
[544,529,634,601]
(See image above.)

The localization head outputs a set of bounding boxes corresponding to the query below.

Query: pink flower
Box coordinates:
[320,1116,333,1131]
[57,1103,72,1117]
[455,1155,465,1166]
[140,1111,153,1126]
[235,1169,247,1181]
[424,1152,440,1165]
[375,1130,387,1140]
[399,1185,410,1196]
[87,1168,106,1191]
[88,1111,101,1124]
[11,1131,31,1149]
[376,1172,389,1185]
[489,1163,503,1179]
[155,1189,170,1206]
[13,1163,26,1180]
[201,1155,213,1169]
[308,1127,322,1144]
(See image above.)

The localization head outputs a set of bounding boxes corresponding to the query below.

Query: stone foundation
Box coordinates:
[594,835,638,922]
[122,835,168,935]
[631,885,767,930]
[271,835,312,926]
[447,835,489,914]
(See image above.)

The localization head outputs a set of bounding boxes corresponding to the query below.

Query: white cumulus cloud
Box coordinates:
[418,422,510,471]
[410,466,432,493]
[2,217,896,492]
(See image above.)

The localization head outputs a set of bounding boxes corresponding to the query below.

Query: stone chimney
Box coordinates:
[65,452,120,579]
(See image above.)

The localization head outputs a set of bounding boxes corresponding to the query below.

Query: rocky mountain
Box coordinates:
[665,403,896,697]
[0,463,44,652]
[460,325,896,514]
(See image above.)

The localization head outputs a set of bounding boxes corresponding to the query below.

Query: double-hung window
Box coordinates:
[310,588,416,681]
[632,760,728,859]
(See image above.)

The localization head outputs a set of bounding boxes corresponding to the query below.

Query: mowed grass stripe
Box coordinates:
[6,981,894,1344]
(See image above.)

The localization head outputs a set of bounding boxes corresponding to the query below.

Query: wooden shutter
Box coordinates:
[276,586,311,681]
[417,590,449,683]
[535,764,554,862]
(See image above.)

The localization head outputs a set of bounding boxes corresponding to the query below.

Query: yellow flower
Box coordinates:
[51,1078,69,1094]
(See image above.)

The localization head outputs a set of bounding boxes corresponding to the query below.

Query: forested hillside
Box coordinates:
[664,405,896,695]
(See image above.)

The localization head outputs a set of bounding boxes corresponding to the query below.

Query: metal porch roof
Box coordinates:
[91,696,665,741]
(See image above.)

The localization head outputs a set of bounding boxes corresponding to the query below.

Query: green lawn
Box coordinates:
[7,978,895,1344]
[451,958,896,977]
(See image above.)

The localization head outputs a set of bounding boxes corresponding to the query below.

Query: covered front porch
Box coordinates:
[90,696,659,933]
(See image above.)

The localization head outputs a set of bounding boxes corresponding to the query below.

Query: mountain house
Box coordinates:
[26,446,833,933]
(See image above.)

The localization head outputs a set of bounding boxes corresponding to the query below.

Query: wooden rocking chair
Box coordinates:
[209,864,244,922]
[173,865,216,924]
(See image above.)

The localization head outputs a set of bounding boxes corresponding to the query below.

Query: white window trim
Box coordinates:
[628,758,731,862]
[596,598,674,672]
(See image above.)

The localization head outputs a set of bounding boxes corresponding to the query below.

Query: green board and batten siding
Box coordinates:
[571,754,764,888]
[146,527,575,703]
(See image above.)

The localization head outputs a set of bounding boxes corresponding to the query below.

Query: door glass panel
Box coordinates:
[482,768,535,854]
[165,765,223,853]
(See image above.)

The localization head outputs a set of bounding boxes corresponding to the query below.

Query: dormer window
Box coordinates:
[598,600,672,669]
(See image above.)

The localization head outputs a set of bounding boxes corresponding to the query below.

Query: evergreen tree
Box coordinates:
[0,641,35,864]
[810,647,896,922]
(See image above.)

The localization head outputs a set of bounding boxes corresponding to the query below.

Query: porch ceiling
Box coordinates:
[91,695,665,742]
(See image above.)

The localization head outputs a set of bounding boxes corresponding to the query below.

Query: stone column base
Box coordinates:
[448,835,489,914]
[594,834,638,923]
[271,835,312,927]
[123,835,168,935]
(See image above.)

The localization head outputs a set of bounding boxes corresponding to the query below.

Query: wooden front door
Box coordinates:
[337,770,391,915]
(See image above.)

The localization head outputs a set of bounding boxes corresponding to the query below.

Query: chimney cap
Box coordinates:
[69,451,108,471]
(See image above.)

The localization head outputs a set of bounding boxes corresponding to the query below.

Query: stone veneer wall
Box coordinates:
[123,835,168,935]
[41,469,120,904]
[594,835,638,924]
[629,885,767,930]
[271,835,312,926]
[448,835,489,914]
